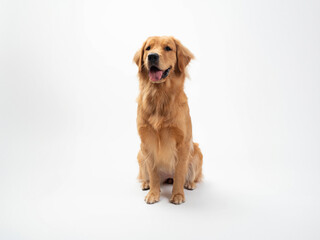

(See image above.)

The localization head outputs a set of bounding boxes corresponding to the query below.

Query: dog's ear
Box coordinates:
[174,38,194,73]
[133,41,147,72]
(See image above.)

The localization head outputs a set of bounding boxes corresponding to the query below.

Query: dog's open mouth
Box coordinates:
[148,66,171,82]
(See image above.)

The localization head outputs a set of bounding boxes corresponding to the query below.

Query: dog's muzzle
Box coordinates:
[148,66,172,82]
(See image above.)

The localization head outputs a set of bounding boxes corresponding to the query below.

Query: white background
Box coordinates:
[1,0,320,239]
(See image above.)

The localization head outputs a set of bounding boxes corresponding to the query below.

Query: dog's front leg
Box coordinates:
[170,144,189,204]
[144,158,160,204]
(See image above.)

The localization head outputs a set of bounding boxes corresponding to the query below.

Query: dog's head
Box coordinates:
[133,36,194,83]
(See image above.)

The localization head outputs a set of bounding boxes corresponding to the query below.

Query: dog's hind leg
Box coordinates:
[184,143,203,190]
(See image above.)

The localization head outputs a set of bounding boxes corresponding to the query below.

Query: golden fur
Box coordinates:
[133,36,203,204]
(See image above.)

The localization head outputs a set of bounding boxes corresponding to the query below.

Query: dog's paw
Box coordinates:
[141,181,150,190]
[144,191,160,204]
[184,182,196,190]
[170,193,185,205]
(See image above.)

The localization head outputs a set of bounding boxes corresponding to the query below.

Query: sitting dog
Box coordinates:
[133,36,203,204]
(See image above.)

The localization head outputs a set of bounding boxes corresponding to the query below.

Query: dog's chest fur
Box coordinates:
[140,85,180,172]
[141,85,175,130]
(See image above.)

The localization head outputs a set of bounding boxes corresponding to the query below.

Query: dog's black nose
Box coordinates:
[148,53,159,62]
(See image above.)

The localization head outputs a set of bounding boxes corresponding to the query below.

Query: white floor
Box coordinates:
[0,128,319,240]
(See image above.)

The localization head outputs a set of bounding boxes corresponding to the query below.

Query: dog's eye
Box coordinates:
[146,46,151,51]
[165,46,172,51]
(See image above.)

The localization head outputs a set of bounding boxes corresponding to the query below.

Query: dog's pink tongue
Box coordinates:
[149,70,163,81]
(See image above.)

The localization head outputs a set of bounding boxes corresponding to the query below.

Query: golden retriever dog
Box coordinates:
[133,36,203,204]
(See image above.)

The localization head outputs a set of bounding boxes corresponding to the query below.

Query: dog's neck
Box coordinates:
[138,73,185,118]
